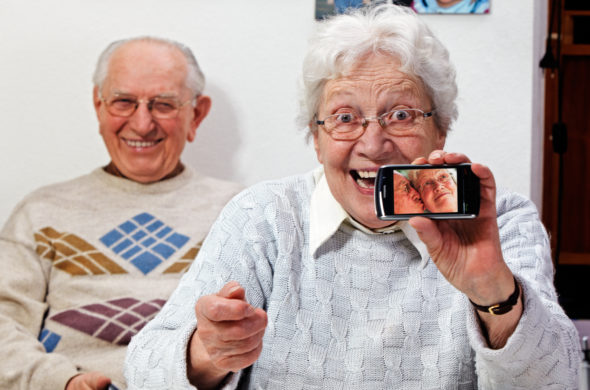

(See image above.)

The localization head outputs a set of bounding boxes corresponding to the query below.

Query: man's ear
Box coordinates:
[93,86,102,120]
[187,95,212,142]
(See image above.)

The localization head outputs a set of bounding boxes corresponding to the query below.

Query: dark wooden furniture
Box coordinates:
[543,0,590,318]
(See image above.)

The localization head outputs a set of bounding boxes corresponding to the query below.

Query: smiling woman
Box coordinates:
[409,167,458,212]
[125,5,580,389]
[312,53,443,229]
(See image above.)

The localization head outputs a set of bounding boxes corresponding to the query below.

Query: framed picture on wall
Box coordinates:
[316,0,411,20]
[315,0,489,19]
[412,0,489,13]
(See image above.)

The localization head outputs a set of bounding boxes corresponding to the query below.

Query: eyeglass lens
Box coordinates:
[105,95,182,118]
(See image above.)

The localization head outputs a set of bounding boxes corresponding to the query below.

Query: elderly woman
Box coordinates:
[409,168,458,212]
[125,5,580,389]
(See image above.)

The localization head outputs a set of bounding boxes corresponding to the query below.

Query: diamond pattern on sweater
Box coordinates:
[34,227,127,275]
[100,212,190,274]
[50,298,166,345]
[38,328,61,352]
[162,241,202,274]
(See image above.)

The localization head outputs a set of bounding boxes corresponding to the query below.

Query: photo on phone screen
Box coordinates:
[375,164,480,220]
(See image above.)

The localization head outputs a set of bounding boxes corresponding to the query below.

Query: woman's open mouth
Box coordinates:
[350,170,377,189]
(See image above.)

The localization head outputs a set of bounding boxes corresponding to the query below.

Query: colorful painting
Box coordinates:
[315,0,489,19]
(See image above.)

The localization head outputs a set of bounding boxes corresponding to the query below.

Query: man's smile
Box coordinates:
[122,137,163,149]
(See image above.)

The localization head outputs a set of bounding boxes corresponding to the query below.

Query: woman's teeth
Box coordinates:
[354,170,376,189]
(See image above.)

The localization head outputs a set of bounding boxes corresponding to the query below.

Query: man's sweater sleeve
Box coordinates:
[0,203,79,390]
[466,191,581,388]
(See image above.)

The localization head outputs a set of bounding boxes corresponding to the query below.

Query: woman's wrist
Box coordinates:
[187,330,230,389]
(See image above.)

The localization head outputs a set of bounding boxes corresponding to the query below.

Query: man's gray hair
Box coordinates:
[92,36,205,96]
[297,4,458,139]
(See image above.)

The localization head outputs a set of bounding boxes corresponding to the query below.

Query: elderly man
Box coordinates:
[0,37,242,390]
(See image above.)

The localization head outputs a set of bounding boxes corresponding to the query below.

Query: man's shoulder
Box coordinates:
[188,171,244,195]
[2,170,101,230]
[21,170,98,202]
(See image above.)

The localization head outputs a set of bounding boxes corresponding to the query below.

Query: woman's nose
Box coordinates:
[357,120,391,159]
[433,181,445,192]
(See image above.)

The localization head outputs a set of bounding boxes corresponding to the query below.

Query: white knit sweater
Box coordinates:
[125,171,580,389]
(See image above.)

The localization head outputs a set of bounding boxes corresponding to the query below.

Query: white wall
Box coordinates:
[0,0,546,225]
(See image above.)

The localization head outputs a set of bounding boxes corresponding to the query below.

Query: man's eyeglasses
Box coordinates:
[100,93,194,119]
[316,108,434,141]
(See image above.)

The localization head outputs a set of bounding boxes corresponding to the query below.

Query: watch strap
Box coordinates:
[469,276,520,315]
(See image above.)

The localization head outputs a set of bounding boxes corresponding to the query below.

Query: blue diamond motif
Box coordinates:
[39,328,61,353]
[100,230,123,247]
[113,238,133,254]
[166,232,190,249]
[131,252,162,274]
[133,213,154,225]
[132,230,147,241]
[146,220,164,232]
[121,245,142,260]
[141,237,156,248]
[152,243,175,259]
[119,221,137,234]
[156,226,172,238]
[100,212,191,274]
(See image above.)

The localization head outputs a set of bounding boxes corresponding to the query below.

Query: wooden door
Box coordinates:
[543,0,590,318]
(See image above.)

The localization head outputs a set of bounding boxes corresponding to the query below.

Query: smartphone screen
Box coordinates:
[375,164,480,220]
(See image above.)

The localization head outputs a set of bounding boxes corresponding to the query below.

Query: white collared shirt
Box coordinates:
[309,167,430,268]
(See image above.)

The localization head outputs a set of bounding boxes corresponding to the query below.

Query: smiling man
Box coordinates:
[0,37,242,390]
[94,38,209,183]
[393,171,425,214]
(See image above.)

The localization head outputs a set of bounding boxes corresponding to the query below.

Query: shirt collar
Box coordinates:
[309,167,430,268]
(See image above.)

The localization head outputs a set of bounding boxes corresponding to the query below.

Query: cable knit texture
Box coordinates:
[125,171,580,389]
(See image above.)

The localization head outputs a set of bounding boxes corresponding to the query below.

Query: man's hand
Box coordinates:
[409,151,522,348]
[65,372,111,390]
[187,281,267,389]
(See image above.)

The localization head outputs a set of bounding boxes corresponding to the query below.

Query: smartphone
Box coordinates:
[375,163,480,220]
